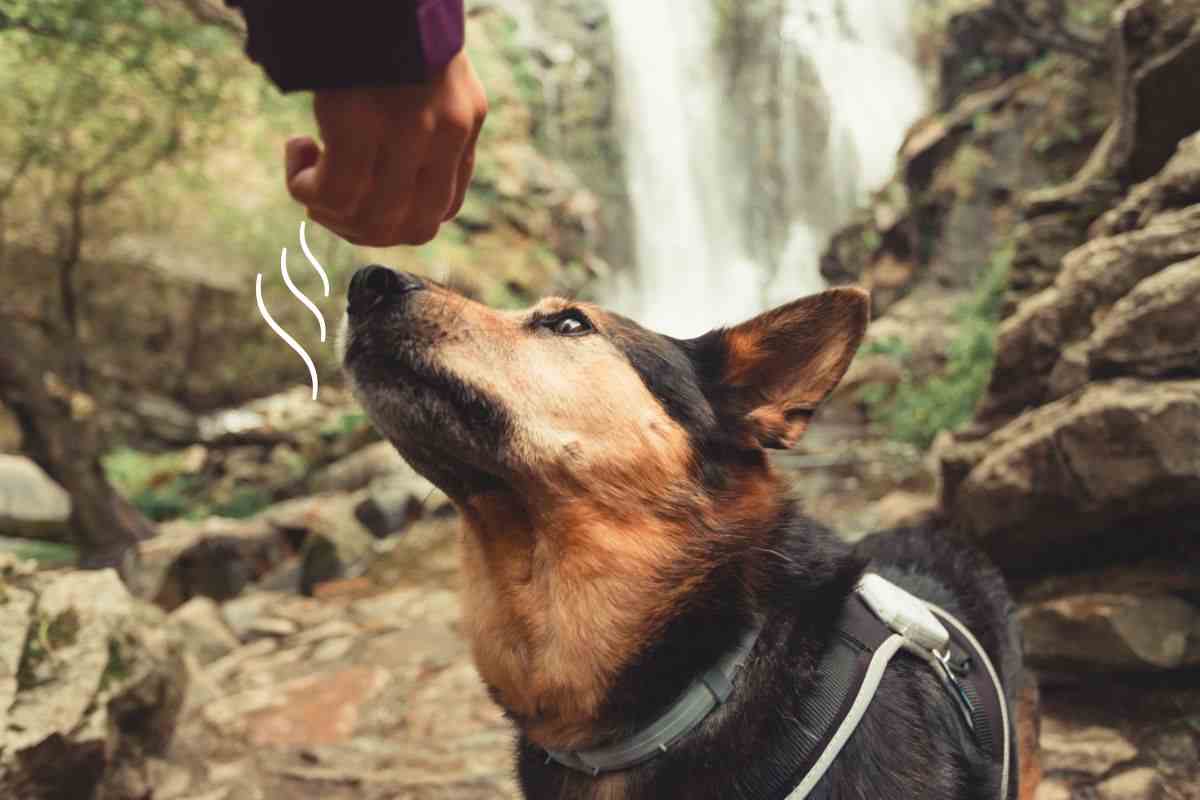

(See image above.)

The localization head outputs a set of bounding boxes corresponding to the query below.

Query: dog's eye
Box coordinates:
[544,310,594,337]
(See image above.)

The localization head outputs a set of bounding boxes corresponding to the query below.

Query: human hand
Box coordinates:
[284,50,487,247]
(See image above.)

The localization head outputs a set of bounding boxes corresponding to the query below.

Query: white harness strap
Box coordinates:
[785,576,1011,800]
[784,632,906,799]
[928,602,1011,800]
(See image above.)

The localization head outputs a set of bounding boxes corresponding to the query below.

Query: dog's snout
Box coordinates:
[348,265,423,311]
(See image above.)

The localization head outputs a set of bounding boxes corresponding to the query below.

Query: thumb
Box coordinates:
[285,136,322,203]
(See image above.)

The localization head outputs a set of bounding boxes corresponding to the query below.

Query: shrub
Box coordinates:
[861,242,1013,449]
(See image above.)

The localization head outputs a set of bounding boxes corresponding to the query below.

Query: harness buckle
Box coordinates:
[933,647,977,733]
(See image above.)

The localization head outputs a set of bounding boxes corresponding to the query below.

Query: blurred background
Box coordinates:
[1,0,1198,798]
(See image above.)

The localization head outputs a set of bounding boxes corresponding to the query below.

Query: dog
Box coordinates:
[339,265,1041,800]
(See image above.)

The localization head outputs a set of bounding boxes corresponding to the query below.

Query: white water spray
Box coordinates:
[604,0,927,337]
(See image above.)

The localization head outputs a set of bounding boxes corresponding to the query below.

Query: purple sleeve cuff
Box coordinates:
[228,0,465,92]
[417,0,465,75]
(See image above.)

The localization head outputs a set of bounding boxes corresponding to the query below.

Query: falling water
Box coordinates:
[604,0,927,337]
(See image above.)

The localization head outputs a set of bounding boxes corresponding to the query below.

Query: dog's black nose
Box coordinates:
[348,265,422,310]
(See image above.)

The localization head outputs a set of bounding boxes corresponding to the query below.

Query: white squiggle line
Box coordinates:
[256,272,320,401]
[280,247,327,343]
[298,220,331,298]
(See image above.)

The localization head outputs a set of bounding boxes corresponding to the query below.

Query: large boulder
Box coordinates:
[944,379,1200,569]
[0,455,71,542]
[937,5,1200,576]
[0,562,187,800]
[820,2,1114,316]
[1021,592,1200,676]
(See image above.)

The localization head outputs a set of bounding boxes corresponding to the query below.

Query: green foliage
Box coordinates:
[17,608,80,690]
[861,243,1013,449]
[320,412,369,440]
[0,536,78,567]
[860,226,883,253]
[103,446,271,521]
[209,487,272,519]
[0,0,248,208]
[99,637,132,692]
[133,476,204,522]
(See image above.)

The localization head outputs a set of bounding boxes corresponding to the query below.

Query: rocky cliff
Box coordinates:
[830,1,1200,796]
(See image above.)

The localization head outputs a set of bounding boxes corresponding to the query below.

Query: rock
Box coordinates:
[354,471,451,539]
[981,205,1200,419]
[0,570,186,800]
[0,455,72,542]
[242,666,391,747]
[197,388,318,444]
[0,403,20,452]
[934,2,1039,109]
[1040,716,1138,776]
[257,494,376,595]
[1085,257,1200,379]
[1033,780,1072,800]
[126,393,199,446]
[167,597,241,666]
[308,441,408,494]
[944,379,1200,568]
[873,491,939,530]
[1016,560,1200,603]
[1096,131,1200,237]
[136,516,297,610]
[1021,593,1200,673]
[1095,768,1161,800]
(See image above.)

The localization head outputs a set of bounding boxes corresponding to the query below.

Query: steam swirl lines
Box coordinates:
[254,222,332,401]
[299,220,331,299]
[281,247,327,343]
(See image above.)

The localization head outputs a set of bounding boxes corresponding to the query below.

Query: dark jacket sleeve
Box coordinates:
[226,1,464,92]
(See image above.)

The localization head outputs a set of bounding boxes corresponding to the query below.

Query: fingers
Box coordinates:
[288,51,488,247]
[352,114,432,245]
[288,92,378,217]
[400,108,471,244]
[444,103,484,222]
[285,137,321,185]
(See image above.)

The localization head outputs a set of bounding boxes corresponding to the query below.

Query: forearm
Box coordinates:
[226,0,465,91]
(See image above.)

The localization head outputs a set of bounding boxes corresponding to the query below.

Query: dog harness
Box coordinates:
[546,574,1011,800]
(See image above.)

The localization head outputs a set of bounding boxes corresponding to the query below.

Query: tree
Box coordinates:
[996,0,1109,65]
[0,0,252,569]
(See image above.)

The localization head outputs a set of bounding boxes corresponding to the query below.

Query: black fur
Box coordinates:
[516,515,1021,800]
[514,314,1024,800]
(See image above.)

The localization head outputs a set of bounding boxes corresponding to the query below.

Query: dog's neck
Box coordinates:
[455,467,828,752]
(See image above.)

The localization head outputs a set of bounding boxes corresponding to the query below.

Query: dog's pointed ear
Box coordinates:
[696,287,870,449]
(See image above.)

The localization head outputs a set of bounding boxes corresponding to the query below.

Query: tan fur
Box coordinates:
[1016,678,1042,800]
[347,283,868,761]
[435,296,709,748]
[721,287,870,448]
[459,489,704,748]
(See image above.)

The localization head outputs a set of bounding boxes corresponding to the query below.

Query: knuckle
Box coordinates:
[404,220,440,246]
[416,109,438,136]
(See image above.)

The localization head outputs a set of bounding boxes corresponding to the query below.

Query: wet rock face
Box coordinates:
[936,3,1200,580]
[944,378,1200,568]
[935,3,1041,110]
[820,2,1115,317]
[0,560,186,800]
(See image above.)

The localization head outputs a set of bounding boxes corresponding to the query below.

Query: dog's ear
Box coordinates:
[697,287,870,449]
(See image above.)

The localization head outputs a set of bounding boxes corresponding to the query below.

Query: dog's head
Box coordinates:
[339,264,870,511]
[340,264,869,743]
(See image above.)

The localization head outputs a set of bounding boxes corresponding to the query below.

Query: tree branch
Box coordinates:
[996,0,1107,65]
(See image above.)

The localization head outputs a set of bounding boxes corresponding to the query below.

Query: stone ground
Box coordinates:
[145,440,1198,800]
[156,517,520,800]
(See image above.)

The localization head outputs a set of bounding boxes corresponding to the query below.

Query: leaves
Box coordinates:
[0,0,250,223]
[860,242,1014,449]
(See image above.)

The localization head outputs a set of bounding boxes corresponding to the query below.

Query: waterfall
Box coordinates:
[604,0,927,337]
